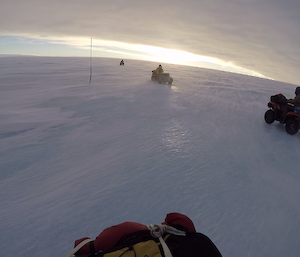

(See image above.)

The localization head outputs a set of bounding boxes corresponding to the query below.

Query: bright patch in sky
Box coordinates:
[1,35,268,79]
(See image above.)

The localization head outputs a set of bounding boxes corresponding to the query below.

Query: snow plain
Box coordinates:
[1,56,300,257]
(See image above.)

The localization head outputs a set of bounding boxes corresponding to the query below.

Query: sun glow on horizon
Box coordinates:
[1,34,270,79]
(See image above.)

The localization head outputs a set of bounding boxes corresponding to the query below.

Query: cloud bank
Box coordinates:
[1,0,299,84]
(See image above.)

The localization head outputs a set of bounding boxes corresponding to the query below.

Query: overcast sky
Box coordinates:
[1,0,300,85]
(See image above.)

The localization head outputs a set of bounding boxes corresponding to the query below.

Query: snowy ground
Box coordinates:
[1,56,300,257]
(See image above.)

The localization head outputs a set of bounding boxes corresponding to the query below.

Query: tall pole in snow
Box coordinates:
[89,38,92,84]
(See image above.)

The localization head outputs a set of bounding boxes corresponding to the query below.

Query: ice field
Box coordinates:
[1,56,300,257]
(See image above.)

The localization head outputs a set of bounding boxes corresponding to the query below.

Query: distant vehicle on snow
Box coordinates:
[151,65,173,85]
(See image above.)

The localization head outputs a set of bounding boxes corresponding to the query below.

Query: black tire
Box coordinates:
[285,118,299,135]
[264,110,275,124]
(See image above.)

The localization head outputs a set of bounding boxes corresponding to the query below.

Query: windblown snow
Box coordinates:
[0,56,300,257]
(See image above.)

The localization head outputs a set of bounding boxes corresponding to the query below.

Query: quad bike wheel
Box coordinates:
[285,118,299,135]
[264,110,275,124]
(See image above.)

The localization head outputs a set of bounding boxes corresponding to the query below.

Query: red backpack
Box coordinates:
[64,213,222,257]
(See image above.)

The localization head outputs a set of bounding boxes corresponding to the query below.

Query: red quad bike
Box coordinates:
[264,93,300,135]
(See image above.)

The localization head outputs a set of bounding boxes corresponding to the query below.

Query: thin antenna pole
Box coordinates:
[89,38,92,84]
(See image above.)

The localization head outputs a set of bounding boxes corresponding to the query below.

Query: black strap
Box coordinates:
[89,240,96,254]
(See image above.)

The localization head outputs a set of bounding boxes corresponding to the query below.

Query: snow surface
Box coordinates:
[1,56,300,257]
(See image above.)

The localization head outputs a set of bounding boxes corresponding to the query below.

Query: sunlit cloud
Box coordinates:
[52,36,270,79]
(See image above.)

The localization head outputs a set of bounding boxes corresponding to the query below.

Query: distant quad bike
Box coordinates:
[264,93,300,135]
[151,70,173,85]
